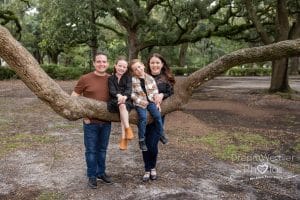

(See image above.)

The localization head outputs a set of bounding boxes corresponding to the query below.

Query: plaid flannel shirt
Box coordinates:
[131,73,159,108]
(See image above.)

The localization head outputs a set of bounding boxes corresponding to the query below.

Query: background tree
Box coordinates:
[96,0,240,60]
[0,0,30,38]
[37,0,116,64]
[214,0,300,92]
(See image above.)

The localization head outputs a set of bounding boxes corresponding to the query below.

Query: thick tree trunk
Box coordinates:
[270,59,290,92]
[289,57,300,75]
[1,25,300,122]
[269,0,290,93]
[179,43,188,67]
[89,0,98,60]
[128,31,139,60]
[289,14,300,75]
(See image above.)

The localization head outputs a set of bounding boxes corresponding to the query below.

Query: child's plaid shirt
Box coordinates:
[131,73,159,109]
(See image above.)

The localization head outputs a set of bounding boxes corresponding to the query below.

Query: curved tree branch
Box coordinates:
[1,25,300,123]
[184,39,300,93]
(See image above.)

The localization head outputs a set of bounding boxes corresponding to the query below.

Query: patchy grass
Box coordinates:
[185,131,280,161]
[0,117,11,131]
[0,133,56,157]
[47,122,80,131]
[36,191,65,200]
[295,142,300,152]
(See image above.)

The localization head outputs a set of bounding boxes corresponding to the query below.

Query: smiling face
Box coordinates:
[93,54,109,75]
[114,60,128,76]
[149,56,163,75]
[131,61,145,78]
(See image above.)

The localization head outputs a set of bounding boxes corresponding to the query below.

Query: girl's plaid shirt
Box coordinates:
[131,73,159,108]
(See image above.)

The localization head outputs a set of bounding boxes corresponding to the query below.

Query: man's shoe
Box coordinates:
[160,135,168,144]
[119,138,128,150]
[88,178,97,189]
[97,173,113,184]
[139,140,148,151]
[125,127,134,140]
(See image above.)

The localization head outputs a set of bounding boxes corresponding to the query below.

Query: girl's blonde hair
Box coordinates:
[129,59,144,73]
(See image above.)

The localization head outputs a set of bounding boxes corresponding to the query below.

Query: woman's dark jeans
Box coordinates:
[83,122,111,178]
[142,116,165,171]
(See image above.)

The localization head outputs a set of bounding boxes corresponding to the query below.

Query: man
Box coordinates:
[71,52,112,189]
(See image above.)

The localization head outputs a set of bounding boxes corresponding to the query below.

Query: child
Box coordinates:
[129,59,164,151]
[107,57,134,150]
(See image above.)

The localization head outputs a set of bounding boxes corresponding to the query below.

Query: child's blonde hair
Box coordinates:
[129,59,144,74]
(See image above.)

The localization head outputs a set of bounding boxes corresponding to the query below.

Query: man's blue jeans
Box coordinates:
[83,122,111,178]
[136,102,163,141]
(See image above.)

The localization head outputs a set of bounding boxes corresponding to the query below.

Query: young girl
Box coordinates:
[130,59,164,151]
[107,57,134,150]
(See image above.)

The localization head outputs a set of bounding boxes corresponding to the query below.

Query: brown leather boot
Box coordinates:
[125,127,134,140]
[119,138,128,150]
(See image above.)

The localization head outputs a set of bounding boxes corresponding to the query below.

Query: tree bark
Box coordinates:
[89,0,98,60]
[289,57,300,75]
[269,0,290,92]
[179,43,188,67]
[270,59,289,92]
[289,14,300,75]
[128,30,139,60]
[1,25,300,123]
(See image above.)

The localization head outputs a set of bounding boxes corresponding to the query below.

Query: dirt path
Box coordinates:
[0,77,299,200]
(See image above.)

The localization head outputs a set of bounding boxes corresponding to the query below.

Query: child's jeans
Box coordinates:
[135,102,164,141]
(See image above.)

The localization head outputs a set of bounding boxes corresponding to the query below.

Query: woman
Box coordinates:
[141,53,176,181]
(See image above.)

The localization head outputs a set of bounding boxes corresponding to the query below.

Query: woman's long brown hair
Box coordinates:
[147,53,175,85]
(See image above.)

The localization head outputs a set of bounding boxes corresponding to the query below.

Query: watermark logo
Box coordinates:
[256,163,268,174]
[229,154,298,182]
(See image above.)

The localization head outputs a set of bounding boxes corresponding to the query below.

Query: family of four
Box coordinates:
[71,52,175,189]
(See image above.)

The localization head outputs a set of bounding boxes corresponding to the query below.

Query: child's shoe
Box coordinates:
[159,135,168,144]
[139,140,148,151]
[125,127,134,140]
[119,138,128,150]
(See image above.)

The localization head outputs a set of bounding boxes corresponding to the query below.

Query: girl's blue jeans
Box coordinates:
[135,102,164,141]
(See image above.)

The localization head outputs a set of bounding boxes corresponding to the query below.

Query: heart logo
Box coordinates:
[257,163,268,174]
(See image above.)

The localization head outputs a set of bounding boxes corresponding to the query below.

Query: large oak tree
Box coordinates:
[1,25,300,123]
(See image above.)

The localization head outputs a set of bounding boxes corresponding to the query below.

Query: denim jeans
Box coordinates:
[142,116,165,171]
[136,102,163,141]
[83,122,111,178]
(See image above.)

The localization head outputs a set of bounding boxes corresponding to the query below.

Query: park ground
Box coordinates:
[0,76,299,200]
